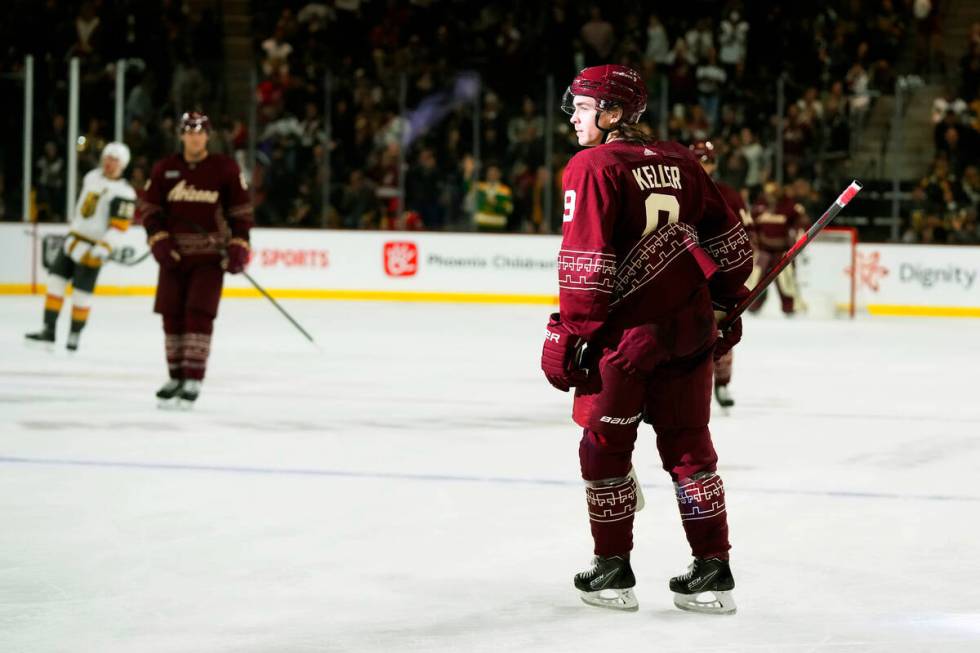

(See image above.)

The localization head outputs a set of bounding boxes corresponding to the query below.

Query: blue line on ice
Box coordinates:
[0,454,977,503]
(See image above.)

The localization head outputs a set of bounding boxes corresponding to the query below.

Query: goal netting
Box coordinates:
[794,226,858,319]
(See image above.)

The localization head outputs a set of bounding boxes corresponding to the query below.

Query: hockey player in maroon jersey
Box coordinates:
[137,112,253,407]
[541,65,752,613]
[690,140,753,409]
[748,182,808,315]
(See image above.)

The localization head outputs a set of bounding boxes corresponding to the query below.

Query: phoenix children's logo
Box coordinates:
[384,241,418,277]
[846,250,889,292]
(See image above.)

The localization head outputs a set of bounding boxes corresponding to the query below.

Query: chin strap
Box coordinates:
[593,111,625,144]
[594,112,613,143]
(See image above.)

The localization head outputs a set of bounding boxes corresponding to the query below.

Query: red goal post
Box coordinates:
[800,225,858,319]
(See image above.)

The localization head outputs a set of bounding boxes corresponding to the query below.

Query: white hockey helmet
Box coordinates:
[101,141,131,171]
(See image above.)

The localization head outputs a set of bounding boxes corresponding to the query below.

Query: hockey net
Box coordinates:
[794,226,858,319]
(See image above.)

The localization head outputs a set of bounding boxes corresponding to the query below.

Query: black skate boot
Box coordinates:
[66,331,81,352]
[176,379,202,410]
[574,555,638,611]
[714,384,734,408]
[25,326,55,349]
[156,379,184,408]
[670,557,736,615]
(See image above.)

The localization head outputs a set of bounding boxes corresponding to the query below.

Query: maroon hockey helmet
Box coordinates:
[561,65,647,124]
[180,111,211,133]
[690,139,717,163]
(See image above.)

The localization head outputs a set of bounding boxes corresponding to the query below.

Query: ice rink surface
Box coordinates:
[1,295,979,653]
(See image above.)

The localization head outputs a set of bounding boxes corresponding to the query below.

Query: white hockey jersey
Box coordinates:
[69,169,137,249]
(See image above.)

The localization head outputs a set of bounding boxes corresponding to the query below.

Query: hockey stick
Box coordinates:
[173,218,318,346]
[112,249,153,266]
[239,269,318,346]
[719,180,863,330]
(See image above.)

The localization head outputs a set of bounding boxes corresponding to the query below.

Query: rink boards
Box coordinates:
[1,223,978,317]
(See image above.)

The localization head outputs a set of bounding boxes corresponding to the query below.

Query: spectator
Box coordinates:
[938,127,967,175]
[685,18,715,62]
[782,104,812,173]
[796,87,824,129]
[960,165,980,211]
[665,38,698,106]
[36,142,65,222]
[718,10,749,69]
[740,127,767,197]
[645,15,670,64]
[124,117,149,160]
[262,27,293,77]
[948,209,979,244]
[405,148,444,229]
[580,6,614,66]
[932,88,968,124]
[507,97,545,166]
[471,164,513,231]
[696,47,726,128]
[125,74,155,127]
[820,96,850,163]
[933,109,963,151]
[846,61,871,122]
[73,2,101,57]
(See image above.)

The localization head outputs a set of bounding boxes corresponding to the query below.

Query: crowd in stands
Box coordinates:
[0,0,226,223]
[248,0,905,232]
[0,0,966,244]
[909,19,980,243]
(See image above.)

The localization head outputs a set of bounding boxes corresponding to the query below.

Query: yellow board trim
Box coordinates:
[3,285,980,314]
[865,304,980,318]
[0,283,558,305]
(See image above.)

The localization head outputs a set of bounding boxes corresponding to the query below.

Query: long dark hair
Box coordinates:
[614,122,655,144]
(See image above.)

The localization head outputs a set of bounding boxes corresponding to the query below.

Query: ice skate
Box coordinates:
[714,384,734,408]
[66,331,81,352]
[670,557,736,615]
[25,327,55,350]
[156,379,184,408]
[176,379,202,410]
[574,555,638,611]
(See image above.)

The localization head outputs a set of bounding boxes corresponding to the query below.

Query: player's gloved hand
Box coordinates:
[713,313,742,360]
[148,231,181,270]
[713,284,749,359]
[224,238,250,274]
[63,234,87,263]
[541,313,588,392]
[88,242,111,262]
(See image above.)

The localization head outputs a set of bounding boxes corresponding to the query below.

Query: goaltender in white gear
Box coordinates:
[24,142,137,351]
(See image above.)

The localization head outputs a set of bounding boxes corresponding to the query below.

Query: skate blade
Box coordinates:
[24,340,55,353]
[175,398,196,411]
[157,398,182,410]
[673,590,736,615]
[579,588,638,612]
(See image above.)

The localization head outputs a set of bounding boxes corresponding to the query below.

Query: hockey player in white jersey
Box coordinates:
[25,142,137,352]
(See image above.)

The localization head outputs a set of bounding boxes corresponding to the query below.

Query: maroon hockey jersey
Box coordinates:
[750,195,806,252]
[557,140,753,339]
[138,153,253,261]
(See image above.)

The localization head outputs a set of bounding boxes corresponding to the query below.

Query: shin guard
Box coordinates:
[182,310,214,381]
[163,315,184,380]
[585,472,641,557]
[70,290,92,333]
[674,471,731,560]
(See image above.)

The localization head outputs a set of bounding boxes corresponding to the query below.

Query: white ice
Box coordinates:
[1,295,979,653]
